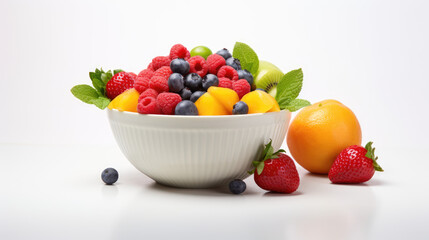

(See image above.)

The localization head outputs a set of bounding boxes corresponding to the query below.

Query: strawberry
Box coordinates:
[252,140,300,193]
[105,72,135,100]
[329,142,383,184]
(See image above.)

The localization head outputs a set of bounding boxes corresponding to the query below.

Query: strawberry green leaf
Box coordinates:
[256,162,265,175]
[364,142,374,159]
[250,139,287,175]
[274,149,286,155]
[114,69,124,75]
[373,158,383,172]
[264,145,274,161]
[252,161,260,168]
[71,84,99,104]
[365,142,384,172]
[261,139,273,160]
[232,42,259,75]
[261,139,284,160]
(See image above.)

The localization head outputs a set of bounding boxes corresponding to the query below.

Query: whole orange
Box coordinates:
[287,99,362,174]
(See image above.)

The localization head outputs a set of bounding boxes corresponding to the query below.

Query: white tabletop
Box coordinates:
[1,143,427,240]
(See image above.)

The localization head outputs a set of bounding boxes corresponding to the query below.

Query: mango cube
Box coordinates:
[107,88,139,112]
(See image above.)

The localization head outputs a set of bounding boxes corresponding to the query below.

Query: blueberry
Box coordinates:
[184,73,202,92]
[101,168,118,185]
[190,91,206,103]
[232,101,248,115]
[226,57,241,70]
[179,87,192,100]
[167,73,184,93]
[170,58,190,75]
[175,100,199,115]
[216,48,232,60]
[202,74,219,90]
[256,88,266,92]
[237,69,254,85]
[229,179,246,194]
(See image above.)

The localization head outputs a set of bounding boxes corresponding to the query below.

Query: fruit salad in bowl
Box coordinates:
[71,42,310,188]
[108,109,291,188]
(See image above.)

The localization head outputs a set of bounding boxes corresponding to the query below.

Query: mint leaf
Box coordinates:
[275,68,304,107]
[282,99,311,112]
[72,68,117,110]
[71,84,99,104]
[90,97,110,109]
[70,84,111,109]
[89,68,116,98]
[232,42,259,75]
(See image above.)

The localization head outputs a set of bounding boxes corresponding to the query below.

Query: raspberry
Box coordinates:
[169,44,190,60]
[188,56,208,77]
[137,97,161,114]
[147,62,154,71]
[149,76,169,93]
[153,66,173,80]
[232,79,251,99]
[106,72,135,100]
[138,88,158,102]
[137,69,154,79]
[134,76,150,93]
[156,92,182,115]
[134,69,154,93]
[206,54,226,74]
[218,77,233,89]
[217,66,239,81]
[151,56,171,71]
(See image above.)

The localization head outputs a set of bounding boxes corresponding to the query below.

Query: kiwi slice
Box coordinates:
[254,61,283,97]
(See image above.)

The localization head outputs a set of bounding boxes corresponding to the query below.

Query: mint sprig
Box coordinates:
[282,99,311,112]
[232,42,259,75]
[275,68,310,112]
[71,68,123,109]
[232,42,309,112]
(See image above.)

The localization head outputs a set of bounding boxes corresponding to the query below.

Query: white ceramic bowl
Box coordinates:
[107,109,291,188]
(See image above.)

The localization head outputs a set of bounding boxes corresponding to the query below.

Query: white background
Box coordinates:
[1,0,429,240]
[1,0,428,149]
